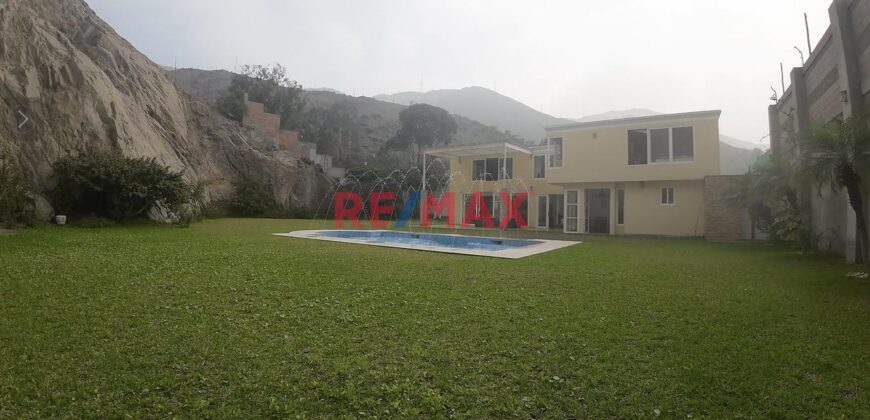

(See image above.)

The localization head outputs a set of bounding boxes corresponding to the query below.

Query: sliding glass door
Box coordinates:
[536,195,548,228]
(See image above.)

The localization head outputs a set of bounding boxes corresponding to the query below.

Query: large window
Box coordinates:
[548,138,563,168]
[533,155,546,179]
[672,127,694,161]
[473,157,512,180]
[661,187,675,205]
[628,129,648,165]
[650,128,670,163]
[536,195,548,227]
[627,126,694,165]
[472,159,486,181]
[498,158,513,179]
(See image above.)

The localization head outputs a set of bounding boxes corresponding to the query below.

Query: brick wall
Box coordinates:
[241,99,345,178]
[277,130,299,151]
[242,102,279,131]
[242,100,298,151]
[704,175,744,242]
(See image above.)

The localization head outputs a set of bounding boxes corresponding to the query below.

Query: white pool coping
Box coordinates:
[273,230,580,259]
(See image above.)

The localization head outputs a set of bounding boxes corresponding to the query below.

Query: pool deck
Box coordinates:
[274,230,580,259]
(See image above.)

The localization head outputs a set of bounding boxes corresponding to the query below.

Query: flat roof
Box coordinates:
[545,110,721,132]
[424,142,532,159]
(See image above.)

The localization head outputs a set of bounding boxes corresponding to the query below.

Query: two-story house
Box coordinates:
[424,110,722,236]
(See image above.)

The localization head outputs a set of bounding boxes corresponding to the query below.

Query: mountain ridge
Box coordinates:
[375,86,573,143]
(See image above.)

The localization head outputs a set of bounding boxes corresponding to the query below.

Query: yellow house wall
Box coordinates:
[443,156,706,236]
[558,180,705,236]
[546,116,721,184]
[445,153,561,226]
[619,180,706,236]
[439,113,718,235]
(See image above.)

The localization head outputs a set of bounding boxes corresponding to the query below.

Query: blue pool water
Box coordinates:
[317,230,542,251]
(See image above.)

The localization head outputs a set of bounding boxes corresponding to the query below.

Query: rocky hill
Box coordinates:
[0,0,330,213]
[376,87,573,143]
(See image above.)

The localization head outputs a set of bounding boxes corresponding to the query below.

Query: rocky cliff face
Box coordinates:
[0,0,329,213]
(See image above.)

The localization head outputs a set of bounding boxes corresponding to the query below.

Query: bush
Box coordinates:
[769,207,813,252]
[230,178,277,217]
[52,152,192,222]
[202,203,232,219]
[0,151,38,228]
[227,178,313,219]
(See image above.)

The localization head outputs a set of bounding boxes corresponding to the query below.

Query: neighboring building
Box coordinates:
[242,100,301,151]
[426,110,723,236]
[242,99,346,178]
[768,0,869,262]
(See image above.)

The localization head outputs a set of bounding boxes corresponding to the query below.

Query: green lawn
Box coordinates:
[1,219,868,418]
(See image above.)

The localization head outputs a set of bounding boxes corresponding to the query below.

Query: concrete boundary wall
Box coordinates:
[768,0,868,263]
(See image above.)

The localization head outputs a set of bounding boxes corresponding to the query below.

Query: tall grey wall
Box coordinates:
[769,0,870,262]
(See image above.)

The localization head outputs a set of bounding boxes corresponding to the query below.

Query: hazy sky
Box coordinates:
[88,0,832,146]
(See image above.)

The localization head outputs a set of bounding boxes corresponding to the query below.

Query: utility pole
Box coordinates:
[780,62,786,93]
[804,13,812,55]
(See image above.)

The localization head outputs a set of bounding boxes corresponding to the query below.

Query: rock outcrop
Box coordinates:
[0,0,329,211]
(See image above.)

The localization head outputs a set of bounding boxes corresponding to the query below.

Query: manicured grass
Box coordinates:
[0,219,868,417]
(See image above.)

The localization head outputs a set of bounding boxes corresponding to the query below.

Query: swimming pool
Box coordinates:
[274,230,580,259]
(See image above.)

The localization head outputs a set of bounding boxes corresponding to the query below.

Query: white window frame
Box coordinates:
[670,126,695,162]
[628,126,695,166]
[648,128,672,164]
[564,189,580,233]
[548,137,563,168]
[498,157,513,180]
[533,155,547,179]
[473,157,514,181]
[462,192,499,222]
[661,187,676,206]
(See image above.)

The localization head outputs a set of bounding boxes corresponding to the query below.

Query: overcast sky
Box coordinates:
[88,0,832,146]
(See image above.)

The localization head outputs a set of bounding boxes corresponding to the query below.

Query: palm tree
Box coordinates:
[799,113,870,271]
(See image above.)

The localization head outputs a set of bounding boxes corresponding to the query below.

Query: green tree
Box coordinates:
[731,155,811,249]
[315,101,359,161]
[728,160,772,241]
[385,104,457,167]
[52,152,191,222]
[217,63,305,130]
[799,114,870,270]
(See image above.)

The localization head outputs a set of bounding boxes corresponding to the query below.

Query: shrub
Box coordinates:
[227,178,314,219]
[52,152,192,222]
[769,206,813,252]
[0,151,38,228]
[230,178,276,217]
[202,203,232,219]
